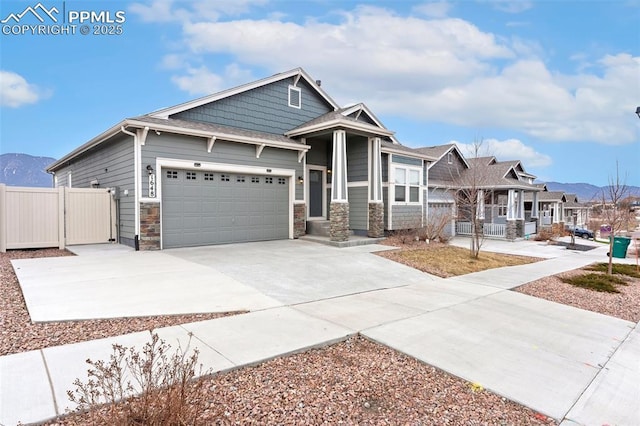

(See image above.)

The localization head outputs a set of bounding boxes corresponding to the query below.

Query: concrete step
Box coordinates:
[306,220,330,236]
[307,220,355,237]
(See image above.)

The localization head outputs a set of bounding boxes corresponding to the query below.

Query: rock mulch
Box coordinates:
[46,336,554,426]
[515,267,640,322]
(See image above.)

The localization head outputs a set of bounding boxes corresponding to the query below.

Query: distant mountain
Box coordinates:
[544,181,640,202]
[0,153,56,187]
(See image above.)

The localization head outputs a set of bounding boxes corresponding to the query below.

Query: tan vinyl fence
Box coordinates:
[0,184,116,252]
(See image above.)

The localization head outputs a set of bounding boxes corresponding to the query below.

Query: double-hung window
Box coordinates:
[394,167,421,203]
[497,195,507,217]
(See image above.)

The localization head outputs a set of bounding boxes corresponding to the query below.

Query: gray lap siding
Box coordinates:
[141,133,304,200]
[51,135,135,245]
[348,186,368,232]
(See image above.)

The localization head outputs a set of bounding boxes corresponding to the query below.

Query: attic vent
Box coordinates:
[288,85,301,109]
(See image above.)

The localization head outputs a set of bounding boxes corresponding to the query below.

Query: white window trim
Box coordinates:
[497,194,507,217]
[288,85,301,109]
[391,165,422,205]
[305,165,327,220]
[447,152,453,164]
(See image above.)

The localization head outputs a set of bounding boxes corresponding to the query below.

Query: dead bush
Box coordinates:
[67,332,210,425]
[534,228,556,241]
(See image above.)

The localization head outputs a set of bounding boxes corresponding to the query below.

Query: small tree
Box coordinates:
[454,140,490,259]
[601,162,629,275]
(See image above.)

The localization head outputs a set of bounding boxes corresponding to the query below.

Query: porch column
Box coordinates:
[507,189,516,220]
[506,189,517,240]
[330,130,349,241]
[553,202,560,223]
[516,189,525,237]
[531,191,539,218]
[368,137,384,238]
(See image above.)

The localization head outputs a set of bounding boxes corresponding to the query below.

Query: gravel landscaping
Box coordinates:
[515,267,640,322]
[46,335,554,426]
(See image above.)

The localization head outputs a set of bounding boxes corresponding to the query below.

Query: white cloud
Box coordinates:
[455,138,552,168]
[413,2,452,18]
[129,0,267,23]
[146,3,639,146]
[171,66,224,95]
[0,71,46,108]
[170,64,253,95]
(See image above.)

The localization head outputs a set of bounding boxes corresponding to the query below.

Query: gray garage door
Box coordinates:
[162,169,289,248]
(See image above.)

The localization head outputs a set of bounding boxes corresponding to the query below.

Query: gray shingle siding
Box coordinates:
[391,205,422,230]
[348,186,368,230]
[429,152,466,182]
[53,135,135,244]
[347,137,368,182]
[171,79,332,135]
[141,133,304,200]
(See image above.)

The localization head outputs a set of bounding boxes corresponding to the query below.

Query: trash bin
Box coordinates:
[611,236,631,258]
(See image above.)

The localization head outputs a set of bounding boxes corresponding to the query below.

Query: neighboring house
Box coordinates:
[416,145,541,240]
[47,68,434,250]
[562,193,590,228]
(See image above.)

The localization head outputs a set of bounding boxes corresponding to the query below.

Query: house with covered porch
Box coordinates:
[418,146,541,240]
[47,67,434,250]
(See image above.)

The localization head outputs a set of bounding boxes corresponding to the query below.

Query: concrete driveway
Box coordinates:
[12,239,433,322]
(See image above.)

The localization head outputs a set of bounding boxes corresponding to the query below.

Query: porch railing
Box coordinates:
[456,222,506,238]
[525,221,536,236]
[484,223,506,238]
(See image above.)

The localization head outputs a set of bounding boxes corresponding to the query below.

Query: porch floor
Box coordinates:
[300,235,387,248]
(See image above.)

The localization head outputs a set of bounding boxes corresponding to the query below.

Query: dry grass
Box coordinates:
[378,244,541,278]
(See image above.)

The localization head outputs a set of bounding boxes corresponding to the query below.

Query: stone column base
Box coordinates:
[368,202,384,238]
[515,219,525,238]
[294,203,306,238]
[506,220,517,241]
[140,202,161,250]
[330,202,350,242]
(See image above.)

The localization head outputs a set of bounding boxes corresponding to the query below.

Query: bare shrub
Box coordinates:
[420,209,453,243]
[534,228,555,241]
[67,332,210,425]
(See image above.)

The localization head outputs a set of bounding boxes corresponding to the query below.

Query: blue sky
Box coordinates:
[1,0,639,187]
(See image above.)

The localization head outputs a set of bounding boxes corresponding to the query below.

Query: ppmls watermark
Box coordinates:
[1,2,126,36]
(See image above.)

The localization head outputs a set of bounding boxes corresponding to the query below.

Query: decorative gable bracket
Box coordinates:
[207,136,216,153]
[256,144,266,158]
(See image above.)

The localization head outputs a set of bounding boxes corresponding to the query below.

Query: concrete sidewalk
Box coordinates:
[2,239,639,425]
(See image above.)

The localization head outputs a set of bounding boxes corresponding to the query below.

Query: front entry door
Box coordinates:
[308,168,325,218]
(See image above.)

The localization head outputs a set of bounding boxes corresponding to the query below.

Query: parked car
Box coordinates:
[573,228,594,239]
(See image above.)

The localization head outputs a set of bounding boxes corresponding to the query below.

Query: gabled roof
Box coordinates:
[339,103,400,144]
[458,160,540,191]
[285,110,395,138]
[149,68,339,119]
[467,156,496,167]
[414,144,470,169]
[381,141,436,161]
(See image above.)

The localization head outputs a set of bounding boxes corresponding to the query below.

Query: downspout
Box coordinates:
[121,125,140,250]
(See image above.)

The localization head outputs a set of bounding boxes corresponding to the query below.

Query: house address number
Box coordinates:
[149,173,156,198]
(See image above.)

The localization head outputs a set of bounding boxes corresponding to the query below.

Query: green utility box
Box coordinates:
[611,236,631,258]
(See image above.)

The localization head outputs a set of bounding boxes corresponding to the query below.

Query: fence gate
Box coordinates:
[0,185,116,252]
[64,188,116,245]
